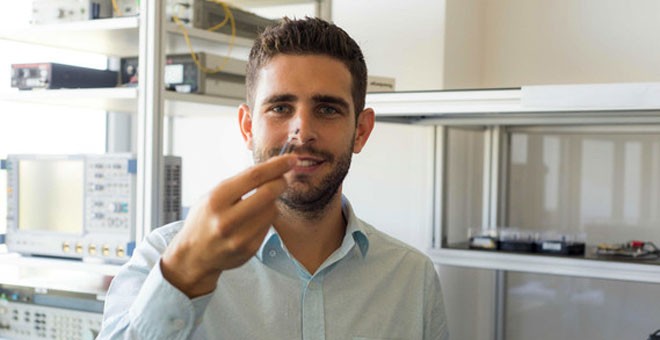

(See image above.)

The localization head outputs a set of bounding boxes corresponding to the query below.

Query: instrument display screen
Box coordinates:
[17,159,84,234]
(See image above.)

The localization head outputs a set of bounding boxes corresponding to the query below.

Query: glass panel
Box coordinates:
[505,129,660,339]
[507,130,660,243]
[445,127,485,245]
[506,272,660,340]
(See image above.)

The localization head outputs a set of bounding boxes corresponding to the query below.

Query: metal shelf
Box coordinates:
[430,247,660,284]
[0,88,244,114]
[164,91,242,116]
[366,83,660,125]
[0,252,120,296]
[165,22,255,48]
[0,17,140,57]
[0,87,138,112]
[0,17,256,57]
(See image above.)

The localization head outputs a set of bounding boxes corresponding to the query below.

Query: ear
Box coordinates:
[238,104,255,150]
[352,107,375,154]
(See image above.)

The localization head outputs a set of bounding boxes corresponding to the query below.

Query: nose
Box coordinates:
[288,110,317,145]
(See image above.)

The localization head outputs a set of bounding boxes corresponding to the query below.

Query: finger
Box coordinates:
[224,202,279,255]
[209,155,296,209]
[213,176,288,237]
[232,175,288,221]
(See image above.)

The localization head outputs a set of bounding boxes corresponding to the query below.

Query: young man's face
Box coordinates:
[240,54,374,214]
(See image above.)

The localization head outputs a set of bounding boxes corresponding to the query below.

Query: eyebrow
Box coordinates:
[262,93,351,112]
[263,94,297,105]
[311,94,351,111]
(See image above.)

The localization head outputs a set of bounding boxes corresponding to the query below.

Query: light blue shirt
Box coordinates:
[99,197,449,340]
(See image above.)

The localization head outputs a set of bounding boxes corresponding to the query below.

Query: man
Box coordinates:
[99,17,449,339]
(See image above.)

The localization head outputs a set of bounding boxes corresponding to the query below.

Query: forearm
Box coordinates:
[101,266,210,340]
[98,223,212,340]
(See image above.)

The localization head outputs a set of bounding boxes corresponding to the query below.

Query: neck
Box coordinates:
[273,193,346,275]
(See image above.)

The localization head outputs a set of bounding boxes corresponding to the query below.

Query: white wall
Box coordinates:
[445,0,660,88]
[332,0,446,91]
[443,0,484,89]
[343,123,435,252]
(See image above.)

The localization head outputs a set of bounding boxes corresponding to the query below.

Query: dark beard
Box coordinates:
[253,142,353,220]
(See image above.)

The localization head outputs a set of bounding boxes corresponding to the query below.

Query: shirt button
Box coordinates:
[269,250,277,257]
[172,319,186,330]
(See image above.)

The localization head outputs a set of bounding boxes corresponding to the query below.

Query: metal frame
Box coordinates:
[434,126,446,249]
[136,0,166,242]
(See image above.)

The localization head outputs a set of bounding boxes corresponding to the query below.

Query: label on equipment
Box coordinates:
[165,64,184,84]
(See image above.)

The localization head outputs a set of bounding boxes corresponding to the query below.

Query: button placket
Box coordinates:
[301,274,325,340]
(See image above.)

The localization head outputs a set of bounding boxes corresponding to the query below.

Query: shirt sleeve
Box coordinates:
[97,222,213,340]
[423,259,450,340]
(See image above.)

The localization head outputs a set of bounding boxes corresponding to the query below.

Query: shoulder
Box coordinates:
[359,219,433,268]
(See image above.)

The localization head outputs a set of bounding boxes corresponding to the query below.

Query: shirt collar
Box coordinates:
[342,195,369,257]
[256,195,370,262]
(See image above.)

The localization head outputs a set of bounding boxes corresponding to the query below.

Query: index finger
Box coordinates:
[209,154,297,208]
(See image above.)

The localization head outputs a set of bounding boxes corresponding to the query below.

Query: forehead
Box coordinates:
[254,54,353,104]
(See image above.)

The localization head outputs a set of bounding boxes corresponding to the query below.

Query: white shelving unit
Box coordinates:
[0,2,325,338]
[0,0,266,294]
[0,87,138,112]
[366,82,660,285]
[0,252,120,296]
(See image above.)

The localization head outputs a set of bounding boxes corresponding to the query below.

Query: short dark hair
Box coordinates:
[246,17,367,116]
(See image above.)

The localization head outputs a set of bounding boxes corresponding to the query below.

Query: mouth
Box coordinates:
[293,156,325,172]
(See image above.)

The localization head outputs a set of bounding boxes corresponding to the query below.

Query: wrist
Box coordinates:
[160,256,221,298]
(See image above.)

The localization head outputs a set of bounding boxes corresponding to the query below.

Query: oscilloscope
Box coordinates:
[2,154,181,262]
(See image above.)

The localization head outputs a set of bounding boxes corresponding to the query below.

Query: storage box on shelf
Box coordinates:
[365,82,660,284]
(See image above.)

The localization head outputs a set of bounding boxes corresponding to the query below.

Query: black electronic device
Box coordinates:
[498,229,536,252]
[467,227,588,256]
[536,240,586,255]
[11,63,118,90]
[535,231,586,255]
[120,53,246,98]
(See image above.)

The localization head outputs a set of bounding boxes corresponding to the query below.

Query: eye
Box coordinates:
[269,105,292,115]
[318,105,341,116]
